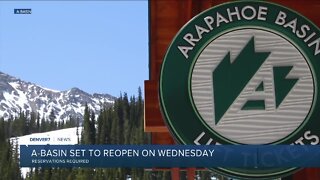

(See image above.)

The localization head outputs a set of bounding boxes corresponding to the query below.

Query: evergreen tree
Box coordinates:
[11,141,22,179]
[105,108,113,144]
[115,97,125,144]
[110,111,120,144]
[49,109,56,131]
[65,115,77,128]
[12,110,27,136]
[82,104,92,144]
[29,111,37,134]
[40,116,46,133]
[7,117,13,138]
[97,112,105,144]
[0,118,6,143]
[90,112,96,145]
[76,118,80,144]
[36,112,41,133]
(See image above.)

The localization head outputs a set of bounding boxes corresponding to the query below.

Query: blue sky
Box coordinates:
[0,1,148,97]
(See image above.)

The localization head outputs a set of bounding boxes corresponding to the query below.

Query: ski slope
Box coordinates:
[10,127,82,178]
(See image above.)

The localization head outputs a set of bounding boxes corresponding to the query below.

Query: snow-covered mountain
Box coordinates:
[0,71,115,121]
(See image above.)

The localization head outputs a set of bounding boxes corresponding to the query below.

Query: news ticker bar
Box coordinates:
[20,145,320,168]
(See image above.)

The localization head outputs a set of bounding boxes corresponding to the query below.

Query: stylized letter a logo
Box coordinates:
[212,37,298,125]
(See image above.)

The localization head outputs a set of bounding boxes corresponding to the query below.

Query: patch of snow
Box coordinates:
[8,82,29,109]
[10,127,82,178]
[36,84,60,93]
[12,127,82,146]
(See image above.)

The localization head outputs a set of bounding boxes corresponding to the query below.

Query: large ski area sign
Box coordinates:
[159,1,320,179]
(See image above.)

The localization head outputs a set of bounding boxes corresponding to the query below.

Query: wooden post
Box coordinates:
[171,168,180,180]
[187,168,196,180]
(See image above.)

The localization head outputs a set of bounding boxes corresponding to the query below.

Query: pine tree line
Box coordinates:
[24,88,179,180]
[0,117,21,180]
[1,110,79,139]
[0,108,80,180]
[74,88,151,179]
[0,88,215,180]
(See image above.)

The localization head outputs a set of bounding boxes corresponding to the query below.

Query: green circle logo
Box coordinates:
[159,1,320,179]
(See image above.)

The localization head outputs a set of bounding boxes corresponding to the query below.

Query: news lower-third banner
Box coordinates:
[20,145,320,168]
